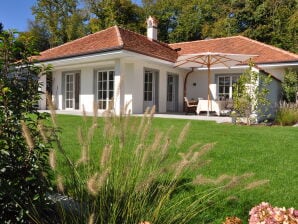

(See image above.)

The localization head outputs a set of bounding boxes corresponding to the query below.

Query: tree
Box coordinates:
[19,20,51,52]
[281,69,298,103]
[0,30,53,223]
[32,0,87,47]
[232,0,298,53]
[167,0,204,42]
[85,0,143,33]
[232,64,272,125]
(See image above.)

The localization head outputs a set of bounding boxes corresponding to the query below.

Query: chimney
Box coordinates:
[146,16,158,40]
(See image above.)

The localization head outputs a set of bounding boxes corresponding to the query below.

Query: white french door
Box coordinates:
[64,72,80,110]
[97,70,114,110]
[143,70,158,111]
[65,73,75,109]
[167,74,179,112]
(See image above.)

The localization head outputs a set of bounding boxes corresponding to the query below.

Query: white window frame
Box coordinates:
[217,74,240,100]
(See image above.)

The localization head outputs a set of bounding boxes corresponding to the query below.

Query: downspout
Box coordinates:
[183,68,194,97]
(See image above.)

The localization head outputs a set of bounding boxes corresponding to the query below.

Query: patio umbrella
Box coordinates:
[174,52,257,116]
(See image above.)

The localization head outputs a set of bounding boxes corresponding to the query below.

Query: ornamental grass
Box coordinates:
[24,100,269,223]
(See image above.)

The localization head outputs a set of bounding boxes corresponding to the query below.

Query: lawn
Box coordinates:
[52,114,298,223]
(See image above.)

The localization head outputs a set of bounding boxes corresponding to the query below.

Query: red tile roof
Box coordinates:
[119,27,178,62]
[35,27,297,65]
[169,36,298,64]
[35,26,177,62]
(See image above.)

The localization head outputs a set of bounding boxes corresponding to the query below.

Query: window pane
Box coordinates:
[103,72,107,81]
[109,71,114,80]
[219,77,224,85]
[109,81,113,90]
[109,91,113,99]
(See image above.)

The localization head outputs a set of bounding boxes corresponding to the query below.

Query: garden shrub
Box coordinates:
[0,30,53,223]
[232,64,271,125]
[275,102,298,126]
[282,69,298,103]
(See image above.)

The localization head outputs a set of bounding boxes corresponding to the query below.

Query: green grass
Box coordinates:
[52,114,298,223]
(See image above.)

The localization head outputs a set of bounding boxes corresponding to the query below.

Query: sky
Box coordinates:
[0,0,142,32]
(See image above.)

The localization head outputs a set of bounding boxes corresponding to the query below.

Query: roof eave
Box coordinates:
[36,46,124,63]
[256,61,298,68]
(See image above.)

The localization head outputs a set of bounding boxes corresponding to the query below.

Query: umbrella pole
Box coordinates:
[207,58,211,116]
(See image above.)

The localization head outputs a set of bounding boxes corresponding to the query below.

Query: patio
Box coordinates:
[38,110,232,123]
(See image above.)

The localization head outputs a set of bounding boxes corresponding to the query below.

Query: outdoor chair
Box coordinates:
[184,97,198,115]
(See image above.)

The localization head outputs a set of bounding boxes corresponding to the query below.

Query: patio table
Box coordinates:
[196,100,227,116]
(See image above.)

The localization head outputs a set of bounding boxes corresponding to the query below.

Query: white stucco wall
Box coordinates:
[126,59,183,114]
[38,52,294,117]
[185,68,247,101]
[42,56,183,114]
[52,70,62,110]
[80,67,95,112]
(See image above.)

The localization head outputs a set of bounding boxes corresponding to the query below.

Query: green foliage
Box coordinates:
[32,0,87,47]
[85,0,143,33]
[275,102,298,126]
[232,64,272,124]
[26,0,297,53]
[18,20,51,52]
[281,69,298,103]
[0,30,53,223]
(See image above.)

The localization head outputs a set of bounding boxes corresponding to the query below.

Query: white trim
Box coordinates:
[36,51,125,67]
[256,62,298,68]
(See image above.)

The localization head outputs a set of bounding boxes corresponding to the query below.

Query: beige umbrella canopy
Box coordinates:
[174,52,257,116]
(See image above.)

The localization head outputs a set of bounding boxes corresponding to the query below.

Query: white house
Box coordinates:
[36,17,298,118]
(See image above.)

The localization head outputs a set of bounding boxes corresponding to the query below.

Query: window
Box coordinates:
[217,75,240,100]
[97,70,114,109]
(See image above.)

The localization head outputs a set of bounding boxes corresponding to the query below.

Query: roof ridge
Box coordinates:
[238,36,298,58]
[169,36,240,46]
[40,26,117,54]
[114,26,124,47]
[117,26,175,51]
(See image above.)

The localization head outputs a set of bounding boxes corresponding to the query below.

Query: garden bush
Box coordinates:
[281,69,298,103]
[275,102,298,126]
[0,30,53,223]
